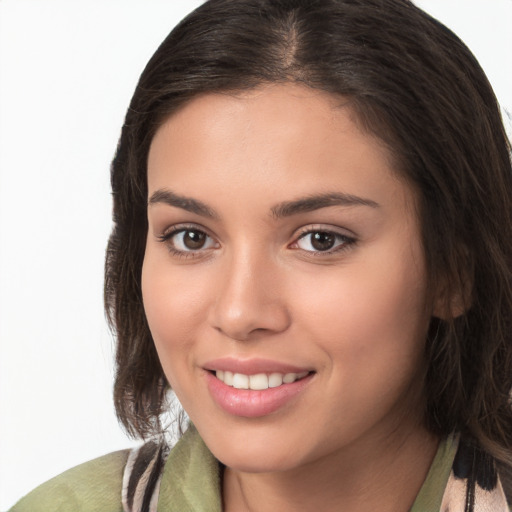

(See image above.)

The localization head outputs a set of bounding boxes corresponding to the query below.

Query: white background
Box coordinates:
[0,1,510,509]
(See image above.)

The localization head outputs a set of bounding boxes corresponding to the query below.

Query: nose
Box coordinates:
[209,248,291,341]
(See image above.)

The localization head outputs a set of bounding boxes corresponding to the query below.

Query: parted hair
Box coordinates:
[105,0,512,480]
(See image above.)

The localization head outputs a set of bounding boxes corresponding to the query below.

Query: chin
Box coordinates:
[218,448,304,474]
[196,422,309,473]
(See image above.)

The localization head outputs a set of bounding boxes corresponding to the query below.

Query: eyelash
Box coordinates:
[157,224,217,259]
[156,225,357,259]
[292,228,356,256]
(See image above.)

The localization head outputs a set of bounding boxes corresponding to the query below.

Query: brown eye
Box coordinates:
[295,230,354,253]
[310,232,335,251]
[182,230,207,250]
[164,228,217,253]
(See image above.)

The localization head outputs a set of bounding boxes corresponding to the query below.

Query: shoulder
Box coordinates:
[412,435,512,512]
[9,449,130,512]
[438,436,511,512]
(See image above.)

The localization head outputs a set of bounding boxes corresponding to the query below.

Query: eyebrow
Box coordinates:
[271,192,379,218]
[148,189,218,219]
[148,189,379,219]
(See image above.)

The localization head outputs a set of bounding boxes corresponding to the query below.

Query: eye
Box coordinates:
[293,230,355,253]
[158,227,218,254]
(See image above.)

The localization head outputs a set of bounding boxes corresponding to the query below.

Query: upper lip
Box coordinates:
[203,357,312,375]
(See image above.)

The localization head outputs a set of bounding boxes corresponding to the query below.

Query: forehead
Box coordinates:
[147,83,416,214]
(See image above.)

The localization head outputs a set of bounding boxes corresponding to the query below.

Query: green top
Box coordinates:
[9,428,458,512]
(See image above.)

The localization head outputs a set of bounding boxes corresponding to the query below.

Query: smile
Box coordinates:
[215,370,310,390]
[206,366,315,417]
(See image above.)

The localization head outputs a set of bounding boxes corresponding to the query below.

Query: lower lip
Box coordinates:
[205,371,314,418]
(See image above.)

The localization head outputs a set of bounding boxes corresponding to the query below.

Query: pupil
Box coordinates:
[184,230,206,249]
[311,232,335,251]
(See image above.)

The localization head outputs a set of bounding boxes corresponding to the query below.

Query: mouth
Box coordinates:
[203,361,315,417]
[212,370,311,390]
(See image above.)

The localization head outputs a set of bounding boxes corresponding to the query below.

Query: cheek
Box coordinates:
[298,262,429,434]
[293,245,429,373]
[141,251,211,370]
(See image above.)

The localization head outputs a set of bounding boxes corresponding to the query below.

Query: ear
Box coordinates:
[432,266,473,320]
[432,289,467,320]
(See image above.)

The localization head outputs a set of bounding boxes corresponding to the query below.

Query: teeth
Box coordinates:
[232,373,249,389]
[224,371,234,386]
[215,370,309,390]
[283,373,297,384]
[268,373,283,388]
[249,373,268,390]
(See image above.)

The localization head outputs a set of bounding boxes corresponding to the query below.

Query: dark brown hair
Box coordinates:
[105,0,512,476]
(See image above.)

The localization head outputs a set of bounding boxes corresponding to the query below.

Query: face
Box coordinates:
[142,84,432,473]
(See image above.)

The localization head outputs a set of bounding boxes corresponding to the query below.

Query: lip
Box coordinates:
[203,357,312,375]
[203,359,314,418]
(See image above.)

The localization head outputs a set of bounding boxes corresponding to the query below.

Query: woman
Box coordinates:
[10,0,512,510]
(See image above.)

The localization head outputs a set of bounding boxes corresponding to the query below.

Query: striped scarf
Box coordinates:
[121,436,509,512]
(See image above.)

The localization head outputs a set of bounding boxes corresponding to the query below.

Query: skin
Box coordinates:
[142,83,439,512]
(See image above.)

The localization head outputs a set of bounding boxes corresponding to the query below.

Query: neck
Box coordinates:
[223,424,439,512]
